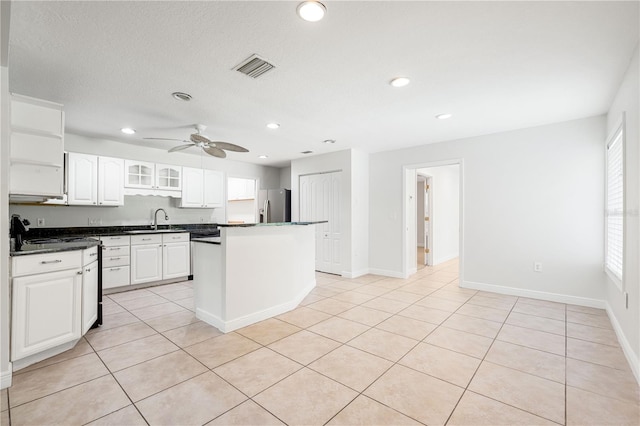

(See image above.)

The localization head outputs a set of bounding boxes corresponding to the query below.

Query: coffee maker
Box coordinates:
[10,214,30,251]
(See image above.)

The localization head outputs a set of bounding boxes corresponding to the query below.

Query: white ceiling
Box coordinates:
[7,1,639,167]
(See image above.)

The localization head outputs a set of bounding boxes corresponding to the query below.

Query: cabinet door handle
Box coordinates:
[90,252,97,256]
[111,237,121,240]
[40,259,62,264]
[142,238,152,241]
[110,257,121,260]
[85,268,91,272]
[77,271,83,275]
[109,267,121,271]
[110,247,121,250]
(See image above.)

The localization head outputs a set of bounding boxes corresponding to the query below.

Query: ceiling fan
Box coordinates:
[144,124,249,158]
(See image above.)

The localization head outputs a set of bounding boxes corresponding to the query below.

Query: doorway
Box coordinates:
[227,177,257,224]
[403,160,463,279]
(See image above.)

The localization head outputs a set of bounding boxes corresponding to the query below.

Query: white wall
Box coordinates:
[9,133,281,228]
[279,166,291,189]
[606,43,639,379]
[291,149,369,277]
[1,0,11,389]
[350,149,369,276]
[418,165,460,265]
[370,116,606,303]
[416,177,425,247]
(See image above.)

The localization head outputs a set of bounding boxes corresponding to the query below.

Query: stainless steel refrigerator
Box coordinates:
[258,189,291,223]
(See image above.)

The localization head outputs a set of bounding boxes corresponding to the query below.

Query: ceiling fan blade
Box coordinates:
[144,137,186,142]
[207,141,249,153]
[168,144,194,153]
[190,133,210,144]
[203,146,226,158]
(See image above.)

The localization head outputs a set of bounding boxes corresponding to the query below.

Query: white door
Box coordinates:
[67,153,98,205]
[11,269,82,360]
[180,167,205,208]
[82,261,99,334]
[203,170,224,207]
[131,244,163,284]
[98,156,124,206]
[299,171,342,274]
[163,242,190,279]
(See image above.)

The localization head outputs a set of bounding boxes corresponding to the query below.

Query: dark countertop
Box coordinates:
[22,223,220,239]
[11,238,101,257]
[191,237,221,245]
[216,221,327,227]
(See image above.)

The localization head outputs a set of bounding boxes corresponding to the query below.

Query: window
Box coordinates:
[605,117,625,289]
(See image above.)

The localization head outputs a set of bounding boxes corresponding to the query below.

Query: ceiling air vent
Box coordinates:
[234,54,275,79]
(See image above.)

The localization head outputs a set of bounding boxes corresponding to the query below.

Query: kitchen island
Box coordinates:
[192,222,322,332]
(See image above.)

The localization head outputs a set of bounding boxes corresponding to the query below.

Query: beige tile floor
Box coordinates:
[3,259,640,425]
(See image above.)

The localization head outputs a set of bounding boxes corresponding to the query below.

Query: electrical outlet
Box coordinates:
[88,218,102,226]
[37,218,45,227]
[534,262,542,272]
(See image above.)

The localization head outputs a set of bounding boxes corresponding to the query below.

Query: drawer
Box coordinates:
[102,255,130,268]
[102,245,130,257]
[82,246,99,266]
[12,250,82,277]
[102,266,130,289]
[131,234,162,245]
[162,232,190,243]
[100,235,130,247]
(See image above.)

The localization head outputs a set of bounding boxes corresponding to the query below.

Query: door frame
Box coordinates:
[402,159,464,280]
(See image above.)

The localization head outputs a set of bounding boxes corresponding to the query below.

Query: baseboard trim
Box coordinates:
[1,364,12,389]
[197,280,316,333]
[605,302,640,385]
[460,280,606,308]
[341,269,369,279]
[368,268,406,279]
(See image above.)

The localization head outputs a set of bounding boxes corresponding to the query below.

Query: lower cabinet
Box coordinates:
[131,233,190,285]
[82,259,99,335]
[131,242,163,285]
[11,268,82,361]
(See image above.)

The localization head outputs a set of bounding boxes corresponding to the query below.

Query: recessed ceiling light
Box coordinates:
[258,155,268,159]
[266,123,280,129]
[297,1,326,22]
[301,151,314,154]
[120,128,136,135]
[171,92,192,101]
[435,113,453,120]
[390,77,410,88]
[323,139,336,144]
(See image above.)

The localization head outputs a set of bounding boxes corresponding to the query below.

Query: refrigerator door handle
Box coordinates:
[265,199,270,223]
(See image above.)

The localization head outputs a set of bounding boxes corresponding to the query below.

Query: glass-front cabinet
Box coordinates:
[124,161,181,191]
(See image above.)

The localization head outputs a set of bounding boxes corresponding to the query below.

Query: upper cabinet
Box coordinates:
[124,161,182,196]
[67,153,124,206]
[9,94,65,200]
[228,177,256,200]
[180,167,223,208]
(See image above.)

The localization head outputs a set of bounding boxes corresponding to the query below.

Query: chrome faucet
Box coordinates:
[153,208,169,230]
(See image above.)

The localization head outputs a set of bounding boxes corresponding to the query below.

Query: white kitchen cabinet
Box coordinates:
[9,94,65,200]
[101,235,131,289]
[125,161,181,191]
[155,164,182,191]
[67,153,124,206]
[11,262,82,361]
[131,234,163,285]
[162,233,190,280]
[82,247,99,334]
[228,177,256,200]
[98,156,125,205]
[180,167,223,208]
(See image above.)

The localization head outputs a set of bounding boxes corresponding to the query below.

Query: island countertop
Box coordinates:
[215,221,326,227]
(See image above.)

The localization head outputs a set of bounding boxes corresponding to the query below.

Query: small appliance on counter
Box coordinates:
[10,214,30,251]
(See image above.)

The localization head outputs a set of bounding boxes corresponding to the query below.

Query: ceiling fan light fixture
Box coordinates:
[120,127,136,135]
[436,113,453,120]
[171,92,192,101]
[390,77,411,88]
[297,1,326,22]
[266,122,280,129]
